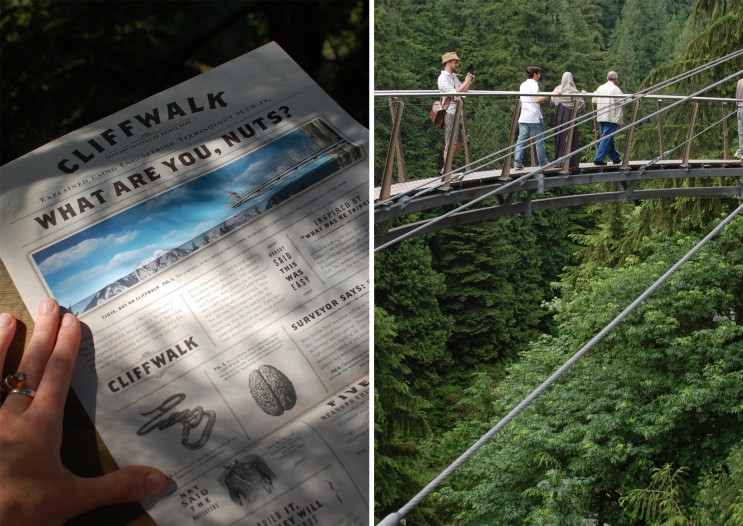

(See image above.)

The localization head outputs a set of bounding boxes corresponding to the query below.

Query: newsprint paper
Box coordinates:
[0,43,369,525]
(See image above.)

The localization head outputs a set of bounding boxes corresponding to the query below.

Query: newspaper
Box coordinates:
[0,42,369,525]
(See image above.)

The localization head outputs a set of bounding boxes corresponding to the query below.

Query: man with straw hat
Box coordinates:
[437,51,474,172]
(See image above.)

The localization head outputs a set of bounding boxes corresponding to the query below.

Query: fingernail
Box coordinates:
[0,313,13,328]
[39,298,56,315]
[61,313,77,327]
[145,472,168,495]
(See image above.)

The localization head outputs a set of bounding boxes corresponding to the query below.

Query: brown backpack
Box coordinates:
[429,96,452,128]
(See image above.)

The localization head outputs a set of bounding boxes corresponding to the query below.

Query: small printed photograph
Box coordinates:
[31,118,363,314]
[218,454,276,507]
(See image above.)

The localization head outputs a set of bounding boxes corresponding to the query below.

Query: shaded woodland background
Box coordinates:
[0,0,368,165]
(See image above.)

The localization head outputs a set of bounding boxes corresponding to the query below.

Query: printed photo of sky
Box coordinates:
[32,125,317,309]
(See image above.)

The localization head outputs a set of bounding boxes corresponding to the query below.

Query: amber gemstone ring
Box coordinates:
[1,372,35,397]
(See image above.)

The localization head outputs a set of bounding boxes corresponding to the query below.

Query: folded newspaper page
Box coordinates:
[0,42,369,525]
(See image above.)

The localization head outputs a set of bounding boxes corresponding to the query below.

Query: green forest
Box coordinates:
[374,0,743,525]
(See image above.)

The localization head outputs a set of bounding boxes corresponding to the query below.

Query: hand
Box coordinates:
[0,298,168,525]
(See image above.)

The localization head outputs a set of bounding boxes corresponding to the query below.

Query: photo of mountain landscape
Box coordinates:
[31,118,363,314]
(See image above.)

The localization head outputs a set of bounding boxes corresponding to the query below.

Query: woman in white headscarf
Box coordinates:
[551,71,586,169]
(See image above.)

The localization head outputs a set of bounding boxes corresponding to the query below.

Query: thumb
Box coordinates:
[73,466,168,513]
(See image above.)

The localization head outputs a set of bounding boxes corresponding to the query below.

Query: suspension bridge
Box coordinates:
[374,62,743,250]
[374,51,743,526]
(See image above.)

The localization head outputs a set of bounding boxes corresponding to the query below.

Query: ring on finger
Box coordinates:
[8,387,36,398]
[1,372,29,393]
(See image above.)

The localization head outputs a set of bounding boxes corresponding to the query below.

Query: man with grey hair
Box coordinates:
[735,78,743,161]
[593,70,624,165]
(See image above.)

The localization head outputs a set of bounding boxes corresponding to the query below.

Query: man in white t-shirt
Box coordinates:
[438,51,474,170]
[514,66,549,169]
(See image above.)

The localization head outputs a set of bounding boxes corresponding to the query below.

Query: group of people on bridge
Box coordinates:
[437,51,743,174]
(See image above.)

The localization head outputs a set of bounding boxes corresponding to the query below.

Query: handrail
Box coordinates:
[374,90,742,104]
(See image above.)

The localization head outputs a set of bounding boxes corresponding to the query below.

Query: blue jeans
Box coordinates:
[595,122,620,162]
[515,121,548,166]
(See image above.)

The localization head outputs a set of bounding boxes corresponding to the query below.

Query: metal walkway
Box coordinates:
[375,159,743,247]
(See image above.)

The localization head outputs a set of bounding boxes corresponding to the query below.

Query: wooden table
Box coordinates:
[0,259,155,525]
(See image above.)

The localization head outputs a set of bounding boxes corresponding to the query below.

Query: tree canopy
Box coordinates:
[0,0,368,164]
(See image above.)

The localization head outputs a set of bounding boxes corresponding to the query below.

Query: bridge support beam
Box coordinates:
[442,99,464,190]
[657,100,665,157]
[682,101,699,167]
[380,97,405,201]
[722,102,729,160]
[561,102,581,173]
[622,98,641,169]
[502,100,521,180]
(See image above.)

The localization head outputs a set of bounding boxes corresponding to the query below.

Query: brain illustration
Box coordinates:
[248,365,297,416]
